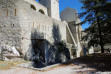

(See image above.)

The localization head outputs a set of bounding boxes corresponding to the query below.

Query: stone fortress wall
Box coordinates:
[0,0,22,50]
[0,0,83,63]
[0,0,67,57]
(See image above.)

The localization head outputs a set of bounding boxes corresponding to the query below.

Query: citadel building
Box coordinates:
[0,0,82,65]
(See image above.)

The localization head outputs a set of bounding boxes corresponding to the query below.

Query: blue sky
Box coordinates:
[36,0,89,30]
[59,0,83,13]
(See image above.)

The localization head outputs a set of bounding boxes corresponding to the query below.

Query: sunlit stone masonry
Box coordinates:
[0,0,83,66]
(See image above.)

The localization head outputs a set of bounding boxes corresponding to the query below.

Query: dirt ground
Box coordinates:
[0,53,111,74]
[0,64,96,74]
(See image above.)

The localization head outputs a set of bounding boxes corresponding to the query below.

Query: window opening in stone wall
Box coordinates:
[11,24,14,27]
[12,24,14,27]
[15,8,16,16]
[31,4,36,10]
[4,24,6,27]
[39,9,45,14]
[7,9,8,16]
[22,37,24,40]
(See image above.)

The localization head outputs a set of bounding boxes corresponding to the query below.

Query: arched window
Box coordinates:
[39,9,45,14]
[31,4,36,10]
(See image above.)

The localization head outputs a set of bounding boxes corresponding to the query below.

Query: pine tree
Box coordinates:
[80,0,111,53]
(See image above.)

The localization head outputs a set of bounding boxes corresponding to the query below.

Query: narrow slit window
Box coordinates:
[7,9,8,16]
[15,8,16,16]
[12,24,14,27]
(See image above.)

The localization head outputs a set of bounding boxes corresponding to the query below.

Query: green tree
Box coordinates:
[80,0,111,53]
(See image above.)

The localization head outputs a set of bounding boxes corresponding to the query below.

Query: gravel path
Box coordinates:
[0,64,96,74]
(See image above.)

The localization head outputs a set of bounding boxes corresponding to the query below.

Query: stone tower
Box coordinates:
[39,0,60,20]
